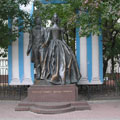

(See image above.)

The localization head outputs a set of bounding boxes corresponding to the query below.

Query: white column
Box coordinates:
[10,39,20,85]
[77,34,103,85]
[91,35,101,84]
[79,37,88,84]
[22,33,33,85]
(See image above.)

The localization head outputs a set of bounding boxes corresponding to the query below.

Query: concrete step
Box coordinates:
[15,106,30,111]
[18,102,71,109]
[71,101,91,110]
[30,106,75,114]
[16,101,91,114]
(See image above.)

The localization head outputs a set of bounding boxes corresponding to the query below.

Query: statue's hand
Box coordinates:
[42,43,46,48]
[27,49,30,56]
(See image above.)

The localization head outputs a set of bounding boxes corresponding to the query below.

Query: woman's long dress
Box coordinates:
[41,26,81,85]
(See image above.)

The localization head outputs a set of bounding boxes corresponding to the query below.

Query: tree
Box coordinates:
[0,0,31,57]
[67,0,120,76]
[0,0,76,55]
[0,0,120,76]
[33,1,77,53]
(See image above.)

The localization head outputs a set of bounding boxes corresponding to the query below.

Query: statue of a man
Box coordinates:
[27,17,46,80]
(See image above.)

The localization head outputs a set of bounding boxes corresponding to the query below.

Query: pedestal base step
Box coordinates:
[15,101,91,114]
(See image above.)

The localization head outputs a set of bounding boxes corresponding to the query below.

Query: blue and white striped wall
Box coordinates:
[8,0,66,85]
[8,28,34,85]
[39,0,103,84]
[76,30,103,85]
[8,0,103,85]
[8,3,34,85]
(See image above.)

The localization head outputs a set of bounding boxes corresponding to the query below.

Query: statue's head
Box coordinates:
[52,13,60,24]
[35,17,41,25]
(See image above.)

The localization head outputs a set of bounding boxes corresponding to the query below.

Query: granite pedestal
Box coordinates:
[15,82,90,114]
[27,84,78,102]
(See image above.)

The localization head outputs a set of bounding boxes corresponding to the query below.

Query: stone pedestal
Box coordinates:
[27,84,78,102]
[15,84,90,114]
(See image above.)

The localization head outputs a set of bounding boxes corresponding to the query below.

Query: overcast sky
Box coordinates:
[20,1,34,14]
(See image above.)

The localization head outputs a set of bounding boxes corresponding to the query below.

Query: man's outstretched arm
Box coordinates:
[27,30,33,56]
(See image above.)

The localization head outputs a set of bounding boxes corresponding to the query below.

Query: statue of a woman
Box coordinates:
[41,13,81,85]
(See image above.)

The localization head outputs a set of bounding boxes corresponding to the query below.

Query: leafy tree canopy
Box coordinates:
[67,0,120,74]
[0,0,120,75]
[33,1,76,52]
[0,0,31,56]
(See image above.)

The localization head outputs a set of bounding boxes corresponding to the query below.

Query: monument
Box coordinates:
[15,13,90,114]
[27,17,46,80]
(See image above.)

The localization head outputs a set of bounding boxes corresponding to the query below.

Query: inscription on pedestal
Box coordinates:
[27,84,78,102]
[32,90,73,94]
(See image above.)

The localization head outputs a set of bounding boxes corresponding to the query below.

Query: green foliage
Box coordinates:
[34,2,75,26]
[0,0,31,56]
[0,0,120,74]
[67,0,120,35]
[34,1,76,52]
[67,0,120,74]
[0,1,30,45]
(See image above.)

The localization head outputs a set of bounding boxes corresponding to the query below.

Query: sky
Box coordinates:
[20,0,51,27]
[20,0,34,14]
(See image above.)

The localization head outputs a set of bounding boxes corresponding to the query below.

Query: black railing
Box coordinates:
[0,85,29,100]
[0,59,8,84]
[0,59,29,100]
[0,59,120,100]
[78,74,120,100]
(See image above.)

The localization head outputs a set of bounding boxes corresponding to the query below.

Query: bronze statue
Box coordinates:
[27,17,46,80]
[41,13,81,85]
[27,14,81,85]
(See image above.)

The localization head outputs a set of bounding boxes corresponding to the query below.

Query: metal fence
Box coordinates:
[0,59,8,84]
[0,59,28,100]
[0,59,120,100]
[78,74,120,100]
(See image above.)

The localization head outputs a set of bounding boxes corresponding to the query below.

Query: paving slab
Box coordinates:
[0,100,120,120]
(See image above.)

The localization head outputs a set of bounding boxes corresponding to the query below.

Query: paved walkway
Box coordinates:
[0,100,120,120]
